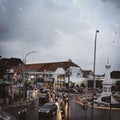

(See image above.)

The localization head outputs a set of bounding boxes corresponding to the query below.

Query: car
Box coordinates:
[0,110,17,120]
[42,87,50,93]
[38,102,57,117]
[29,85,36,90]
[39,93,49,104]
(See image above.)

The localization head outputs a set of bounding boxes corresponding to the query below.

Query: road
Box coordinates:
[3,93,120,120]
[65,94,120,120]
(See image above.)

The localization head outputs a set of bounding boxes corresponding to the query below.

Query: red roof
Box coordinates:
[25,60,79,72]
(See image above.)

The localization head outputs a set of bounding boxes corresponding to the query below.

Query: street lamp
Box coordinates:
[91,30,99,120]
[23,51,37,101]
[23,51,37,81]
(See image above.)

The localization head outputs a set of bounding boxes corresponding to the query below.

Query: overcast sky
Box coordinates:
[0,0,120,74]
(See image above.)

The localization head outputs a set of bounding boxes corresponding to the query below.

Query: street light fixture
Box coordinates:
[24,51,37,65]
[23,50,37,101]
[23,50,37,81]
[93,30,99,90]
[91,30,99,120]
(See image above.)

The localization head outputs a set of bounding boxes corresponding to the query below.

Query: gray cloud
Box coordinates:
[0,0,120,74]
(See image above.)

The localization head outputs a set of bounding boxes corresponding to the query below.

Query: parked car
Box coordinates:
[38,102,57,117]
[39,93,49,104]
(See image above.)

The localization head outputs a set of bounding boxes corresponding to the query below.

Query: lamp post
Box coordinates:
[23,51,37,81]
[66,69,71,120]
[23,51,37,101]
[91,30,99,120]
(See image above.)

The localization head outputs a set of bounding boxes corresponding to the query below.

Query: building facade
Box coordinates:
[25,59,85,88]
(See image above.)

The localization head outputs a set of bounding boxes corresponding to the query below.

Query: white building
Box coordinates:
[25,60,89,88]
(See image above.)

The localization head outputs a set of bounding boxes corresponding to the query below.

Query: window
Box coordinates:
[103,87,107,92]
[108,87,111,92]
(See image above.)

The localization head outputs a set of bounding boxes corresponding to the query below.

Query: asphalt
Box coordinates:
[76,95,120,110]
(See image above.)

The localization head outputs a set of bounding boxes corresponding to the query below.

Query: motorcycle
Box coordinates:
[59,103,65,118]
[18,106,27,120]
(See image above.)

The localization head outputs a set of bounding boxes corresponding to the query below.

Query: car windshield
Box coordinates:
[42,104,54,109]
